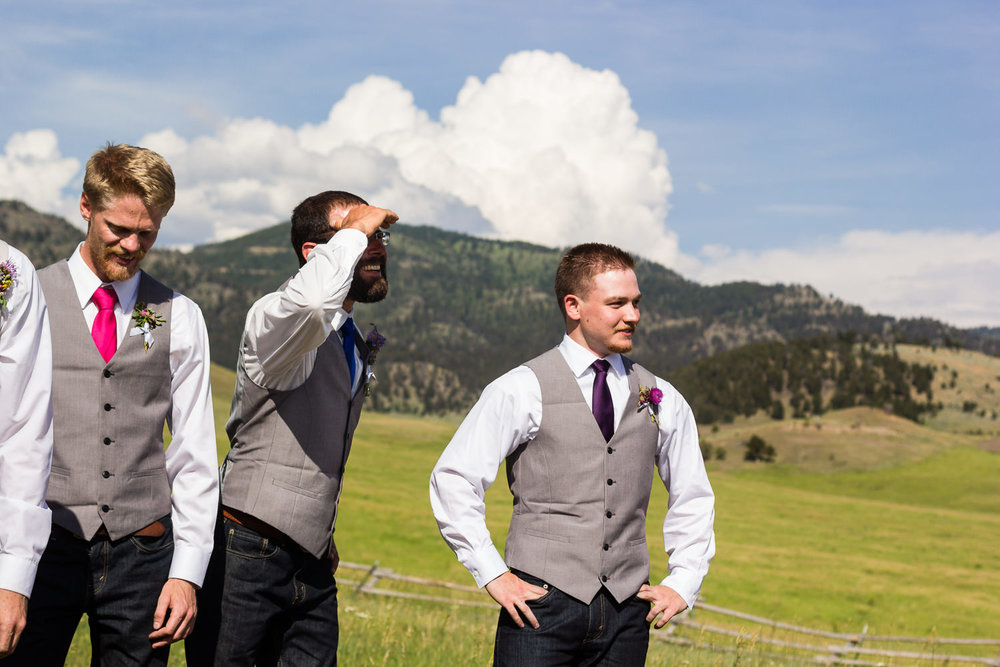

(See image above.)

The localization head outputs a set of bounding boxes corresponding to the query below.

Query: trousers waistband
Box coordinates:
[57,518,167,541]
[221,506,298,550]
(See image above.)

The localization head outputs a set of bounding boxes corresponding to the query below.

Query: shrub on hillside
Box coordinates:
[744,435,776,463]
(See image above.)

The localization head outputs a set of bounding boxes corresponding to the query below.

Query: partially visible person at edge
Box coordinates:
[430,242,716,666]
[0,240,53,658]
[185,191,396,666]
[6,143,219,666]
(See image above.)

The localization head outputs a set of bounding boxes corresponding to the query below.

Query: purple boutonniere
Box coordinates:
[0,259,18,311]
[129,302,166,351]
[637,385,662,426]
[363,324,387,396]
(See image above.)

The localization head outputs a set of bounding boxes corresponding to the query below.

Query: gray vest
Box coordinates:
[38,261,173,540]
[504,349,659,604]
[221,326,368,558]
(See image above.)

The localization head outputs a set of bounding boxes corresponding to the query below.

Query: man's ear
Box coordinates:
[564,294,583,322]
[301,242,318,261]
[80,193,93,227]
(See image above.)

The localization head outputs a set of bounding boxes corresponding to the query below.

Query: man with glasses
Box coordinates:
[187,191,396,666]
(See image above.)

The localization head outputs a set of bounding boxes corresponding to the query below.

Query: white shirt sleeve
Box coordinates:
[653,378,716,608]
[242,229,368,390]
[0,246,53,598]
[429,366,542,588]
[163,294,220,586]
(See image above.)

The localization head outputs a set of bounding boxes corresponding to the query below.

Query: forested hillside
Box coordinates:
[669,334,938,424]
[4,198,998,416]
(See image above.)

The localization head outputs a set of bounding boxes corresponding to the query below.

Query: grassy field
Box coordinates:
[63,354,1000,664]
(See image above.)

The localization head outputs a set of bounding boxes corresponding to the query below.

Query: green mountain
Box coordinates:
[4,198,998,417]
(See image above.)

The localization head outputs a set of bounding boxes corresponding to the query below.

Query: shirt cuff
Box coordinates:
[464,545,510,589]
[657,571,702,609]
[0,554,39,598]
[168,543,212,588]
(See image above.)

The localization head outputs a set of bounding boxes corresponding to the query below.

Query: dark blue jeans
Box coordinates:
[494,570,650,667]
[7,517,174,666]
[186,515,339,667]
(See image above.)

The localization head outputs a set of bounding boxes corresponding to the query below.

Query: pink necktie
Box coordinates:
[92,286,118,363]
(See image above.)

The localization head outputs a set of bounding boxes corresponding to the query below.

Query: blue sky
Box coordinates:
[1,1,997,327]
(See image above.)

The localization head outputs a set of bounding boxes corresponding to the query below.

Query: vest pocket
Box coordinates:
[523,527,573,543]
[271,478,324,500]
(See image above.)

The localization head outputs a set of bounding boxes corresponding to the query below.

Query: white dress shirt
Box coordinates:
[0,243,53,598]
[430,335,716,607]
[65,246,218,586]
[239,228,368,393]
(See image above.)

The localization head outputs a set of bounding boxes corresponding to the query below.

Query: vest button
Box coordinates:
[607,446,613,454]
[103,403,112,411]
[605,510,613,518]
[103,369,112,378]
[603,543,610,551]
[102,471,110,478]
[607,478,613,486]
[101,504,110,512]
[103,437,111,445]
[601,575,608,582]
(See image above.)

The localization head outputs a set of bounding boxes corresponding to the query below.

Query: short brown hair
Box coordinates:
[82,143,175,217]
[554,243,636,316]
[290,190,369,266]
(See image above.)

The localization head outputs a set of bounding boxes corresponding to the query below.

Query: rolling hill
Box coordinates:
[4,198,999,418]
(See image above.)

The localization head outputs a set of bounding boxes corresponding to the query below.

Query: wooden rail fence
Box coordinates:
[337,561,1000,667]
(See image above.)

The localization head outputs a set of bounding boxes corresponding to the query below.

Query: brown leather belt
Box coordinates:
[222,506,296,548]
[69,519,166,541]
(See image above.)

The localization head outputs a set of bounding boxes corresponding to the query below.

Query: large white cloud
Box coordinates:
[0,130,80,222]
[2,51,997,329]
[298,51,677,263]
[139,51,679,258]
[686,229,1000,328]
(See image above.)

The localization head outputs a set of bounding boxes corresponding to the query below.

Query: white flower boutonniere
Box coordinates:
[363,324,387,396]
[129,302,166,351]
[0,259,17,312]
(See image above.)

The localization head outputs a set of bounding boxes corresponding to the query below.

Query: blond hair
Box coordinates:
[82,143,175,216]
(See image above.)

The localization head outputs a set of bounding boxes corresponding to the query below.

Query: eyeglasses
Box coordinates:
[311,228,391,246]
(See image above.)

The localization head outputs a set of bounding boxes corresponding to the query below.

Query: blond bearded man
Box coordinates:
[431,243,715,666]
[8,144,218,666]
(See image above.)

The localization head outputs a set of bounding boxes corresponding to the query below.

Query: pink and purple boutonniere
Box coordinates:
[129,302,166,351]
[0,259,17,311]
[637,385,663,426]
[363,324,387,396]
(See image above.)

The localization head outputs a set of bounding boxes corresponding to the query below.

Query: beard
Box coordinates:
[607,340,633,354]
[89,236,147,282]
[347,264,389,304]
[607,326,636,354]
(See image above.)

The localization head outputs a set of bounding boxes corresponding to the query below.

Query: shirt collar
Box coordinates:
[558,334,626,378]
[332,306,355,335]
[67,243,142,312]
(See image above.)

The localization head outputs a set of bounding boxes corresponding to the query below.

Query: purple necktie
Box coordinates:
[92,286,118,363]
[591,359,614,442]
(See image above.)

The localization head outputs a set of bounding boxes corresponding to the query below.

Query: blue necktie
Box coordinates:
[591,359,614,442]
[340,318,357,387]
